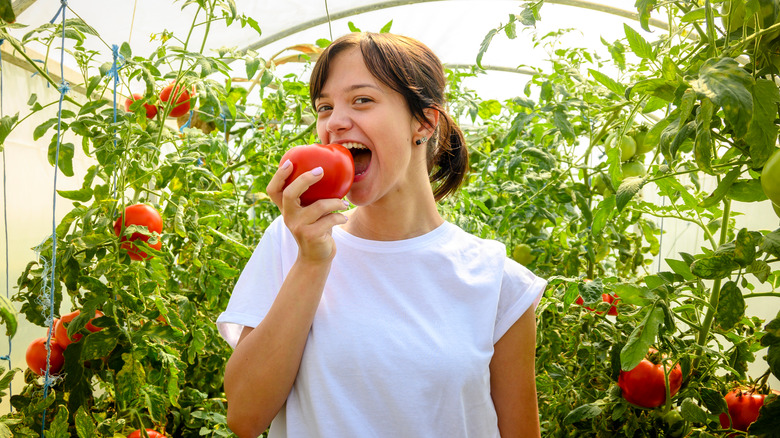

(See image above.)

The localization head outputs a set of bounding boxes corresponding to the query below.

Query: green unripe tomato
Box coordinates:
[607,134,637,162]
[762,148,780,206]
[621,161,647,178]
[633,126,657,154]
[592,173,609,195]
[512,243,535,266]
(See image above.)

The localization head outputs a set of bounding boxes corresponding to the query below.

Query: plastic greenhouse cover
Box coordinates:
[10,0,664,102]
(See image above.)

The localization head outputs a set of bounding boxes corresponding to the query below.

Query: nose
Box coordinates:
[325,105,352,135]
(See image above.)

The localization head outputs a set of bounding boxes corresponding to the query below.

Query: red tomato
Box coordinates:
[719,389,766,432]
[159,83,192,118]
[575,293,618,315]
[280,143,355,206]
[618,351,682,408]
[54,309,104,349]
[127,429,165,438]
[26,337,65,376]
[124,93,158,119]
[114,204,163,261]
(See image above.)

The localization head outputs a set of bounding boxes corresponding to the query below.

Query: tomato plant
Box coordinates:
[25,337,65,376]
[114,203,163,261]
[575,293,618,316]
[159,82,192,118]
[125,93,158,119]
[280,143,355,205]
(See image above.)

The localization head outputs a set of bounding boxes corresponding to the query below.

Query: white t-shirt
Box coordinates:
[217,216,547,438]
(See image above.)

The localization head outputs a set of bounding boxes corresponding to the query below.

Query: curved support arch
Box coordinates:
[238,0,669,54]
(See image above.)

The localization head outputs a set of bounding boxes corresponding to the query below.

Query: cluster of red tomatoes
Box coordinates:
[124,82,193,120]
[25,309,104,376]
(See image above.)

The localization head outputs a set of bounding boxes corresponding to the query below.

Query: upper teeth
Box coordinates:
[342,142,367,150]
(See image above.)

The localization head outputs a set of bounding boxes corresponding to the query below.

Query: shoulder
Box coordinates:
[442,222,507,257]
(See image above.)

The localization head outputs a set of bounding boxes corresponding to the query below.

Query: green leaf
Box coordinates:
[477,28,498,69]
[635,0,657,31]
[700,168,740,208]
[768,343,780,382]
[74,406,97,438]
[616,176,645,212]
[47,140,75,177]
[43,405,69,438]
[563,403,603,424]
[695,97,714,174]
[0,113,19,150]
[613,283,655,306]
[119,41,132,59]
[0,0,16,22]
[209,258,240,279]
[681,7,707,23]
[380,19,393,33]
[589,69,626,96]
[245,58,261,80]
[746,79,780,167]
[748,260,772,283]
[690,252,739,279]
[552,107,575,144]
[761,229,780,258]
[728,180,767,202]
[716,281,745,330]
[666,258,696,281]
[624,23,654,59]
[749,394,780,437]
[0,295,17,337]
[591,196,615,234]
[681,397,712,424]
[621,305,665,371]
[34,118,58,141]
[57,188,93,202]
[693,58,754,139]
[734,228,761,267]
[631,78,678,101]
[701,387,729,414]
[81,328,119,361]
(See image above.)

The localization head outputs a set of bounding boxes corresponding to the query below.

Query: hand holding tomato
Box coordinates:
[279,143,354,206]
[266,144,353,263]
[114,204,163,261]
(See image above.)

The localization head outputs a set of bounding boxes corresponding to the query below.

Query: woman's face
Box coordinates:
[314,47,429,207]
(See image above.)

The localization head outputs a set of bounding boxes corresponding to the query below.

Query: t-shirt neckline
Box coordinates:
[332,220,455,252]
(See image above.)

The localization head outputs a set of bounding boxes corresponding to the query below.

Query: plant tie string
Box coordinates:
[108,44,124,198]
[179,110,193,132]
[42,0,69,433]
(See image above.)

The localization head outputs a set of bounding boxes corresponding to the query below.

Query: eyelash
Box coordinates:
[316,97,373,113]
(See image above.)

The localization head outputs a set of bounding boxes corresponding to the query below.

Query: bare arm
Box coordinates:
[224,161,348,438]
[490,306,541,438]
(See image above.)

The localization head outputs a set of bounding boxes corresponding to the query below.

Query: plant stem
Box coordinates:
[692,199,731,370]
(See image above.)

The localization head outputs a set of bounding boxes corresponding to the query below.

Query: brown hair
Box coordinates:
[309,32,468,201]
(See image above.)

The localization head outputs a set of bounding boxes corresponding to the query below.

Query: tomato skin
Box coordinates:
[719,389,766,432]
[54,309,104,349]
[159,83,192,118]
[114,204,163,261]
[618,355,682,408]
[127,429,164,438]
[761,148,780,206]
[124,93,158,119]
[280,144,355,206]
[26,337,65,376]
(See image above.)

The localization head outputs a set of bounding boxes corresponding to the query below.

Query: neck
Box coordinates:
[343,191,443,241]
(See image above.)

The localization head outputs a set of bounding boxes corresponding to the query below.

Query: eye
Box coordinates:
[354,97,373,105]
[316,104,332,113]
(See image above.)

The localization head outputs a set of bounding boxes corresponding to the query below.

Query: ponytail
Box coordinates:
[429,110,468,201]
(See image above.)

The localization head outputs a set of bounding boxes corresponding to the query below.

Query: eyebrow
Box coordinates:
[316,83,383,99]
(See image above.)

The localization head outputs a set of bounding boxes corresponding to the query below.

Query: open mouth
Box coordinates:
[342,142,372,177]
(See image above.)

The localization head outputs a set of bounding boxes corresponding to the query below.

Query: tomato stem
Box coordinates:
[692,198,731,370]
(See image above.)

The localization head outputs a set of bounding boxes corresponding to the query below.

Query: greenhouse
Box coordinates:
[0,0,779,436]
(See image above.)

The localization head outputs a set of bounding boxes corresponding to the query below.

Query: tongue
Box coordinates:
[353,150,371,175]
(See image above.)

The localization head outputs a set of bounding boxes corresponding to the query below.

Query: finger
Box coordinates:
[297,198,351,224]
[266,159,295,206]
[281,167,326,209]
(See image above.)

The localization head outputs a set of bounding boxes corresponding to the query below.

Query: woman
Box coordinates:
[217,32,546,438]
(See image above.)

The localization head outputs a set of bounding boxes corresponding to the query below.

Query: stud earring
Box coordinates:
[415,136,427,146]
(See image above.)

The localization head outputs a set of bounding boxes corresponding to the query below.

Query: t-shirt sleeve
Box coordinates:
[216,217,287,348]
[493,258,547,343]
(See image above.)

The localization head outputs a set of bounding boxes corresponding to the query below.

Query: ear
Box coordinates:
[416,108,440,138]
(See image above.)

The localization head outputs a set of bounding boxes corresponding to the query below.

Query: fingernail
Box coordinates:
[311,167,323,176]
[342,200,350,208]
[281,159,292,170]
[343,214,349,222]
